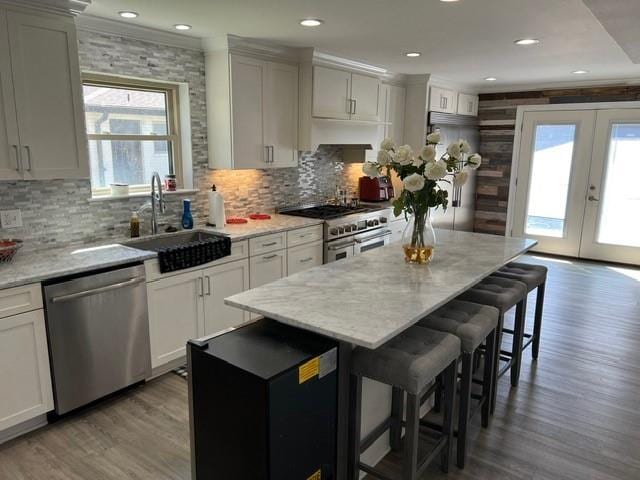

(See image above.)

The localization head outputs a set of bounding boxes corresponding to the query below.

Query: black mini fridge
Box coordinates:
[187,319,338,480]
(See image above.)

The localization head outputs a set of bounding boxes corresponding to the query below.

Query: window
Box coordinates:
[82,75,181,195]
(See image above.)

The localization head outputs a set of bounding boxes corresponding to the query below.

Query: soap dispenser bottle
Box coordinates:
[181,199,194,229]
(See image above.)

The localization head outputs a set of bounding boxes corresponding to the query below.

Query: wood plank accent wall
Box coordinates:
[474,85,640,235]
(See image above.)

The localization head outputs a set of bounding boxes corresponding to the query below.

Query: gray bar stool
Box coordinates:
[418,300,499,469]
[492,262,548,359]
[458,276,528,414]
[348,326,460,480]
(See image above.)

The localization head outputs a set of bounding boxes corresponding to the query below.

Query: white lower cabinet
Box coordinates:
[250,249,287,289]
[287,240,323,276]
[147,270,204,369]
[0,309,53,431]
[202,259,250,336]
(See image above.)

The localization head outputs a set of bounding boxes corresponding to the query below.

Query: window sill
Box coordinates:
[88,189,199,202]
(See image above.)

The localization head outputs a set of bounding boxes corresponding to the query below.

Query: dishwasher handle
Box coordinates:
[50,277,145,303]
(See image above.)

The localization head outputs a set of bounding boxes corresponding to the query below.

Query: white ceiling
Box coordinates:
[84,0,640,92]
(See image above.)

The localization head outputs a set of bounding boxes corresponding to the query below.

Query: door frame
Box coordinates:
[506,101,640,237]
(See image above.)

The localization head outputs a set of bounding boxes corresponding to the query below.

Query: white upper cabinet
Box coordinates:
[429,86,458,114]
[264,61,298,168]
[457,92,479,117]
[385,84,406,144]
[312,66,381,122]
[1,8,88,180]
[0,10,20,180]
[207,52,299,169]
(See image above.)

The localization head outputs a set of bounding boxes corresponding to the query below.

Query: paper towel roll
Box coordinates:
[208,186,226,227]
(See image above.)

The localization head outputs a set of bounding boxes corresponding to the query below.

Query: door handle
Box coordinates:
[264,146,270,163]
[352,99,357,115]
[12,145,20,171]
[299,257,314,263]
[588,195,600,202]
[23,145,32,171]
[262,254,279,260]
[270,145,274,163]
[197,277,204,297]
[205,275,211,296]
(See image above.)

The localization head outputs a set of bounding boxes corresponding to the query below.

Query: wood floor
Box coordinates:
[1,254,639,480]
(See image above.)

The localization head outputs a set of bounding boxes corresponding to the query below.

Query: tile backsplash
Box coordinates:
[0,29,362,252]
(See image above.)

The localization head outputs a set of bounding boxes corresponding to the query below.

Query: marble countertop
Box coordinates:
[0,244,157,290]
[226,230,537,349]
[0,214,324,290]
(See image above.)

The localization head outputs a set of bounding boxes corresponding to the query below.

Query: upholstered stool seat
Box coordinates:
[459,276,527,312]
[349,326,460,480]
[419,300,499,468]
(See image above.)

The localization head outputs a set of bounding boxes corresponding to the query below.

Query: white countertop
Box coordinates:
[201,214,324,241]
[226,230,537,349]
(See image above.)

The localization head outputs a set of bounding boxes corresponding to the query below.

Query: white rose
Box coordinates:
[413,156,424,167]
[395,145,414,165]
[467,153,482,170]
[380,138,395,151]
[426,132,441,144]
[446,142,461,159]
[362,161,379,178]
[424,160,448,180]
[403,173,425,193]
[420,144,436,163]
[459,139,471,154]
[453,170,469,187]
[377,149,393,166]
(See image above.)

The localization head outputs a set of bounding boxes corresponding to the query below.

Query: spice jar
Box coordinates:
[164,174,177,191]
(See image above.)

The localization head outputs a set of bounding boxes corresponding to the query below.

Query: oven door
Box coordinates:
[354,229,392,255]
[325,238,356,263]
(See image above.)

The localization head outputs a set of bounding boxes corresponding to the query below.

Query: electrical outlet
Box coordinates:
[0,209,22,229]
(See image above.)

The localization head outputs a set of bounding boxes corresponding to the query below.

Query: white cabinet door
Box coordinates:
[0,309,53,431]
[7,11,88,180]
[202,259,250,336]
[312,66,351,120]
[429,86,457,114]
[385,84,406,144]
[0,10,21,180]
[265,61,298,168]
[287,240,323,276]
[230,54,267,169]
[457,93,478,116]
[147,270,204,369]
[350,73,381,121]
[250,249,287,289]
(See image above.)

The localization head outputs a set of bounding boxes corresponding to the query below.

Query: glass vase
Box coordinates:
[401,211,436,264]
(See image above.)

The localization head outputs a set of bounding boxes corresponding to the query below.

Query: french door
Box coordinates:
[512,107,640,265]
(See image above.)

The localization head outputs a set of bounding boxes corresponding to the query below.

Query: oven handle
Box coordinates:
[327,240,357,251]
[354,229,392,243]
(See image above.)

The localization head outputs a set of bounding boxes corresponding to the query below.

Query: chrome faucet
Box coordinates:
[150,172,166,235]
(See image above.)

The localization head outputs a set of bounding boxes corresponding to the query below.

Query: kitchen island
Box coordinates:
[225,229,537,479]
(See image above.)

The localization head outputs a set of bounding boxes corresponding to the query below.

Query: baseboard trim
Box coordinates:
[0,414,48,445]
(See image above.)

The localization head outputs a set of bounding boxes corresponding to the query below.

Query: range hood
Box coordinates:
[304,119,379,162]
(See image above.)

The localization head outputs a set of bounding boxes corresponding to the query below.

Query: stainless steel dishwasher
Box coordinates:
[44,264,151,415]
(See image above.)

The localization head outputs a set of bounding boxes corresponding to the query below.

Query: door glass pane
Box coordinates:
[597,123,640,247]
[525,124,577,237]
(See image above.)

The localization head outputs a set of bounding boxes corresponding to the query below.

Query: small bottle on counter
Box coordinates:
[182,199,194,230]
[130,212,140,238]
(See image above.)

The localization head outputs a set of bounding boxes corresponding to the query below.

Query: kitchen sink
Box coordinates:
[124,231,225,252]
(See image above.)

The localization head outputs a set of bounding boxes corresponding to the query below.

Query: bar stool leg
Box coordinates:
[491,312,504,414]
[457,352,473,469]
[390,386,404,452]
[402,392,421,480]
[441,360,457,473]
[481,329,496,428]
[347,374,363,480]
[511,297,527,387]
[532,282,545,360]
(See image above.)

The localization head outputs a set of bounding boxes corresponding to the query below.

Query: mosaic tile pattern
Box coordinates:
[0,30,362,252]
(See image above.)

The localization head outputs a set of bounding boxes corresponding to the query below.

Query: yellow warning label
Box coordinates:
[298,357,320,384]
[306,469,321,480]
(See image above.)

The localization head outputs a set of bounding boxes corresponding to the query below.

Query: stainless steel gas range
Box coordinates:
[280,204,392,263]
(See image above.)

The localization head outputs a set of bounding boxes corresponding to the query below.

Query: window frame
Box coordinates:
[82,73,183,196]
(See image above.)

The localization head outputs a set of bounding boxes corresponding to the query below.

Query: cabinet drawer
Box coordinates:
[249,232,286,256]
[144,240,248,282]
[287,224,323,248]
[0,283,42,320]
[287,240,323,276]
[249,249,287,289]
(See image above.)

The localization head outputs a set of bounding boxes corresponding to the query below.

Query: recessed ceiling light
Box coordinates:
[440,0,460,2]
[405,52,421,57]
[300,19,324,27]
[572,69,589,75]
[118,11,139,19]
[484,77,497,81]
[174,24,192,31]
[514,38,540,45]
